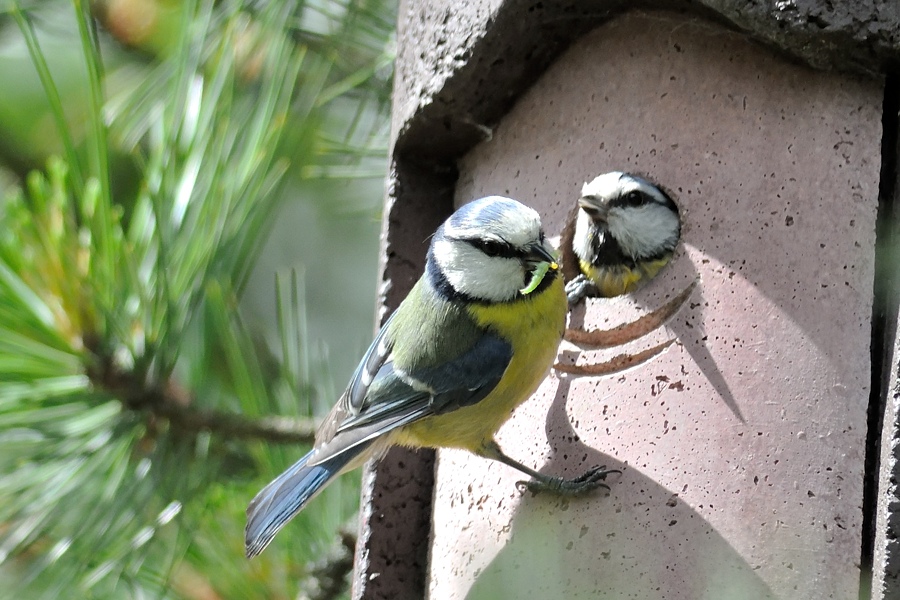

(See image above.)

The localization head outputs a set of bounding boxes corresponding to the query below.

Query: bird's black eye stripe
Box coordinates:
[465,237,520,259]
[609,187,680,214]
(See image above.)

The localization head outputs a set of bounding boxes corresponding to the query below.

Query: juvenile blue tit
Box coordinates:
[566,172,681,304]
[246,197,614,557]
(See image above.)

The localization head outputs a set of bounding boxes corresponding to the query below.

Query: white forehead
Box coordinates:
[581,172,667,204]
[444,196,541,246]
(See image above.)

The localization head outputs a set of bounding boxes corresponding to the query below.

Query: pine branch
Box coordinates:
[0,0,389,594]
[157,403,317,445]
[87,356,317,445]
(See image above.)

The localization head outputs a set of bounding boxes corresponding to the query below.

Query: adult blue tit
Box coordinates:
[566,172,681,304]
[246,196,614,558]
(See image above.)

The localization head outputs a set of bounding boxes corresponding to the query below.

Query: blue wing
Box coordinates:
[310,325,513,465]
[246,304,512,557]
[408,333,513,414]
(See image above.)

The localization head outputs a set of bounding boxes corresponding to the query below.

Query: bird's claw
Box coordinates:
[515,466,620,496]
[564,274,596,305]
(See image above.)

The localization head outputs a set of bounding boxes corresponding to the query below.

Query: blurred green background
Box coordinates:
[0,0,395,598]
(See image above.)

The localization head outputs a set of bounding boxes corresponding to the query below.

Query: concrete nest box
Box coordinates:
[354,3,900,599]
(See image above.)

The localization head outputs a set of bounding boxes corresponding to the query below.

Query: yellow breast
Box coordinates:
[581,255,672,297]
[394,276,567,452]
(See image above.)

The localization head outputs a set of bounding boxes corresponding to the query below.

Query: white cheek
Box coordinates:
[433,239,525,302]
[609,205,680,259]
[572,210,594,261]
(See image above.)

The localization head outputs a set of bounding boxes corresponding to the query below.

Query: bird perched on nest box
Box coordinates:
[246,196,615,558]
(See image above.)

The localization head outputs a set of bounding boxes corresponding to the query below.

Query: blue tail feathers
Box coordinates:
[245,448,358,558]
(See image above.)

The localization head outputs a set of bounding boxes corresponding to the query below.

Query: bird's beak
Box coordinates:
[526,242,559,271]
[578,196,609,224]
[520,242,559,295]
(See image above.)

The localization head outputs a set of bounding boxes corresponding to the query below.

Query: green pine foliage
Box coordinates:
[0,0,395,597]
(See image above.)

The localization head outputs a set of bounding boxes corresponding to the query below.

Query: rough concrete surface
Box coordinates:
[428,11,883,599]
[391,0,898,167]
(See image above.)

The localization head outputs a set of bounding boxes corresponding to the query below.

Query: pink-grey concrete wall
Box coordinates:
[427,12,883,599]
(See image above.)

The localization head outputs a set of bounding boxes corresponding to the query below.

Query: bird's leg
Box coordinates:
[478,440,618,496]
[563,279,697,349]
[564,274,598,305]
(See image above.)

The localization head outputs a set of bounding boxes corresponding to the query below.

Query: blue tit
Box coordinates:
[246,196,614,558]
[566,172,681,304]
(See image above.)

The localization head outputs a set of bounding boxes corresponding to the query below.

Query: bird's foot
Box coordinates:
[564,274,596,305]
[516,466,620,496]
